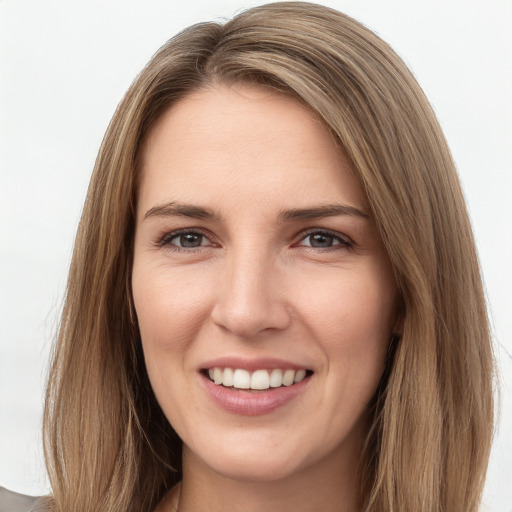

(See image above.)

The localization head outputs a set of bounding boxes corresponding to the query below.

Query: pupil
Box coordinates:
[310,233,332,247]
[180,234,201,247]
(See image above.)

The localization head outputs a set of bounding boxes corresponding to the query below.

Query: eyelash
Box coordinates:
[157,228,353,252]
[158,229,216,252]
[295,229,353,251]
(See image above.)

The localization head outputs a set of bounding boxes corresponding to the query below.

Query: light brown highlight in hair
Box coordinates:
[43,3,494,511]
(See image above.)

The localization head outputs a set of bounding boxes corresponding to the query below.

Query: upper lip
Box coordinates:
[200,357,312,372]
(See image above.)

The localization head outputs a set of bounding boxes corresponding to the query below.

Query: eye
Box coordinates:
[297,230,352,249]
[160,230,212,249]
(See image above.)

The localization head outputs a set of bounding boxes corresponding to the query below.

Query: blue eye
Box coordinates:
[299,231,351,249]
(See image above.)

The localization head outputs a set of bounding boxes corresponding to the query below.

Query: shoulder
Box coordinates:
[0,487,49,512]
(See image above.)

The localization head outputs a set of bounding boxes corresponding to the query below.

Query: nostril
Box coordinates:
[210,305,292,338]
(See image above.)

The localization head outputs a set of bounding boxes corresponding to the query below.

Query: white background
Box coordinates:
[1,1,511,510]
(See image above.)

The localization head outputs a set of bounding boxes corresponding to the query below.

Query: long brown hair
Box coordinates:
[43,3,494,511]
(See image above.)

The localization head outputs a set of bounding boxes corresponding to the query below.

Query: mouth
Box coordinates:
[202,367,314,391]
[200,360,314,415]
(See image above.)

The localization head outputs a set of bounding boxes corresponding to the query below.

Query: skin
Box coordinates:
[132,83,399,512]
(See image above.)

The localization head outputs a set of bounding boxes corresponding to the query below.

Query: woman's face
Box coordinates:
[132,84,398,482]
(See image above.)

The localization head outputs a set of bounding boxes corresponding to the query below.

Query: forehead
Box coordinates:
[137,83,367,215]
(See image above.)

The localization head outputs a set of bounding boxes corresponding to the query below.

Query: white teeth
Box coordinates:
[251,370,270,390]
[223,367,234,387]
[207,367,309,390]
[294,369,306,383]
[282,369,295,386]
[269,369,283,388]
[213,367,223,385]
[233,369,251,389]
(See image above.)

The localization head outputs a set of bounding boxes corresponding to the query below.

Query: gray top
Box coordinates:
[0,488,48,512]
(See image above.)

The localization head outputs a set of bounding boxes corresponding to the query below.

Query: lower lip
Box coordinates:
[201,373,311,416]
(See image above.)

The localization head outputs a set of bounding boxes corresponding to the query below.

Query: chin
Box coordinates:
[182,426,353,485]
[200,451,305,483]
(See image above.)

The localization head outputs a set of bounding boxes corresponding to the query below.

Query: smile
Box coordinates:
[200,358,314,415]
[207,367,310,390]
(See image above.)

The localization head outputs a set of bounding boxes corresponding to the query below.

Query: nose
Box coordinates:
[210,250,292,339]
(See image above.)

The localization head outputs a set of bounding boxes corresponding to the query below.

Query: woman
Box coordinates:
[3,2,494,511]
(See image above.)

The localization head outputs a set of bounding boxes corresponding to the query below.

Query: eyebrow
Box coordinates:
[277,204,370,221]
[143,202,222,221]
[143,201,370,222]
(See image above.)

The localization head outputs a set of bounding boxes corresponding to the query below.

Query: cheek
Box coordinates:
[131,264,213,421]
[132,263,212,360]
[296,267,396,344]
[293,266,395,394]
